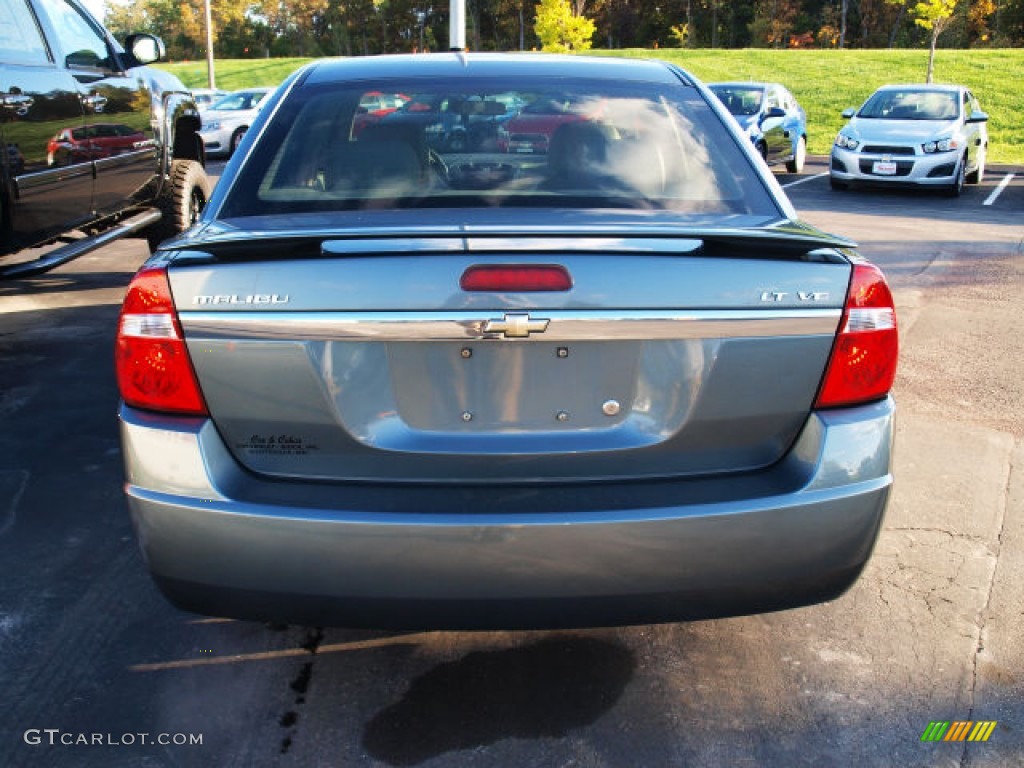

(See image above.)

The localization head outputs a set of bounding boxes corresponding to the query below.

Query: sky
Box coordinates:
[83,0,105,20]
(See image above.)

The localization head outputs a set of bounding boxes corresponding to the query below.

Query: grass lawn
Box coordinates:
[159,48,1023,164]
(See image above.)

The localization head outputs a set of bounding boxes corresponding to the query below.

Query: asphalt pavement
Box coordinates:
[0,158,1021,767]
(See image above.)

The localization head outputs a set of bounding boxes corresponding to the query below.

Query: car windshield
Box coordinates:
[212,91,267,111]
[709,86,764,117]
[218,76,775,218]
[857,90,959,120]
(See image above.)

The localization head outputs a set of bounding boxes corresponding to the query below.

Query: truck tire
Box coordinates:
[146,159,212,251]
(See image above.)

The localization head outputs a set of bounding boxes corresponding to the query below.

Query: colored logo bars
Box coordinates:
[921,721,997,742]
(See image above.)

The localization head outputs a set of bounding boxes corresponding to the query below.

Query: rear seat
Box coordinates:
[328,140,423,196]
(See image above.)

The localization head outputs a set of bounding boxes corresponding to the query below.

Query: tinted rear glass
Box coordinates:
[218,76,777,218]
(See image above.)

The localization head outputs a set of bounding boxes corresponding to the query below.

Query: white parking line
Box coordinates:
[781,172,829,189]
[983,173,1015,206]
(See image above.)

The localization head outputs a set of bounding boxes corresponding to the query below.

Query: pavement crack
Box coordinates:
[0,469,29,537]
[960,438,1017,767]
[888,525,957,537]
[888,525,992,546]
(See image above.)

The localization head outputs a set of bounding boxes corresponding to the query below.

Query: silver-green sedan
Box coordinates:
[117,53,898,630]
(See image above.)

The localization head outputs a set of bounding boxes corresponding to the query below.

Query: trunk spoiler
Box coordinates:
[168,223,856,265]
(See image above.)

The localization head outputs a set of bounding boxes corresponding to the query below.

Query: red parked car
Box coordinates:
[47,123,147,167]
[497,95,601,154]
[352,91,410,137]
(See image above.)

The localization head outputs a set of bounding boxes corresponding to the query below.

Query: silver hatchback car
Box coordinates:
[830,83,988,196]
[199,87,274,158]
[117,54,898,630]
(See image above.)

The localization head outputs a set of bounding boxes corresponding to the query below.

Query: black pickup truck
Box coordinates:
[0,0,210,279]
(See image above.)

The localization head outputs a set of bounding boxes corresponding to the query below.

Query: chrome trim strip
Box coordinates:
[181,309,842,341]
[321,237,705,255]
[322,238,466,254]
[15,164,92,191]
[94,148,156,172]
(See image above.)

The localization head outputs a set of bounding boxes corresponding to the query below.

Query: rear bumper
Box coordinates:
[120,399,894,629]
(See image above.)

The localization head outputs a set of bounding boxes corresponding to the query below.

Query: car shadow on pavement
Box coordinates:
[361,635,635,765]
[0,270,136,299]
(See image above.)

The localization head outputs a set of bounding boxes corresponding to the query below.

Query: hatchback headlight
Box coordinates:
[922,138,959,153]
[835,133,859,151]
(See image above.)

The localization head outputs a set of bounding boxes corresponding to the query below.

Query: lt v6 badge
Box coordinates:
[760,291,830,302]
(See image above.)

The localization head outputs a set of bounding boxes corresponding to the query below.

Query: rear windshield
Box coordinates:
[217,76,777,218]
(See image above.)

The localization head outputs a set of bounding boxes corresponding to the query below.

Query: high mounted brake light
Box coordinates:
[815,263,899,409]
[115,267,208,415]
[460,264,572,292]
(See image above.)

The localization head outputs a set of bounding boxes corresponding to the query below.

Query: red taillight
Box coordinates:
[115,267,208,415]
[815,263,898,409]
[460,264,572,292]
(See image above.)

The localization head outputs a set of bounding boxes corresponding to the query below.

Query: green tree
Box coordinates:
[534,0,596,51]
[749,0,800,47]
[911,0,958,80]
[104,0,254,59]
[260,0,330,55]
[103,0,149,36]
[103,0,1024,54]
[966,0,997,44]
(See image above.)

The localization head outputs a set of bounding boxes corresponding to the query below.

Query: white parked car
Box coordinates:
[830,83,988,197]
[199,87,274,158]
[191,88,228,111]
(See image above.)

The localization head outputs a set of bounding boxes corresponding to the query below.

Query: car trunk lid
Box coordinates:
[169,232,851,484]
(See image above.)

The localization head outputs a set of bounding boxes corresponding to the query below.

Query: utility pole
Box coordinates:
[840,0,848,48]
[519,0,524,50]
[450,0,466,50]
[204,0,215,88]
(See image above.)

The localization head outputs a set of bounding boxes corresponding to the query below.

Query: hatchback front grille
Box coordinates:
[861,145,916,156]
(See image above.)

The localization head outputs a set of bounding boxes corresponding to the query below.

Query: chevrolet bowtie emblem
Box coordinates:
[483,313,550,338]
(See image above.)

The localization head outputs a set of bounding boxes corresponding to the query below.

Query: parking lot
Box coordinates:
[1,158,1021,767]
